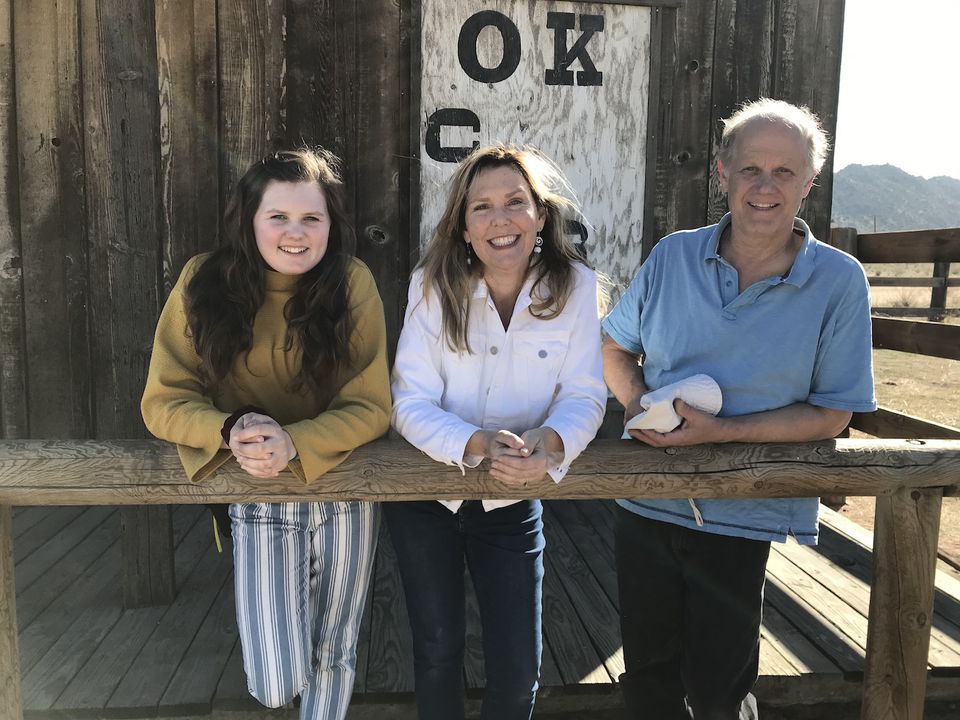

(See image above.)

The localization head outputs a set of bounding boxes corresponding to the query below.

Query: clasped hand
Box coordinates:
[228,412,297,478]
[474,427,563,485]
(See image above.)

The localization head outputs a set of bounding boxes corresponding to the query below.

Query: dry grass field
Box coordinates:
[837,261,960,566]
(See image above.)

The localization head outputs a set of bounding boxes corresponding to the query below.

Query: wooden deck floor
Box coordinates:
[12,501,960,717]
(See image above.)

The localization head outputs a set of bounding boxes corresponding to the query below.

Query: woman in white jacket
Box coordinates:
[385,144,607,720]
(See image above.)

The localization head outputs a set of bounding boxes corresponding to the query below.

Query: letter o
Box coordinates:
[457,11,521,84]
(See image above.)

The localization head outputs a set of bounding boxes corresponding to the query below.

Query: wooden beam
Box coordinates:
[0,438,958,506]
[872,317,960,361]
[851,407,960,440]
[862,487,943,720]
[856,228,960,264]
[0,506,23,720]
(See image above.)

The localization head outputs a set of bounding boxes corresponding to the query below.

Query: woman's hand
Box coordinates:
[228,412,297,478]
[488,426,564,486]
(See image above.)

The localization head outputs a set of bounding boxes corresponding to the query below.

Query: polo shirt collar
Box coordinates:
[703,212,818,288]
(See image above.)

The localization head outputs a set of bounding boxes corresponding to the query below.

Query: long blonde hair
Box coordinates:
[420,144,587,352]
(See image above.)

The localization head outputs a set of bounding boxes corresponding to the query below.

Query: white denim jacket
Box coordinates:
[391,263,607,512]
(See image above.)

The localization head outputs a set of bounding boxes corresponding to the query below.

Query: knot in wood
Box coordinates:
[116,69,143,81]
[365,225,389,245]
[664,447,678,456]
[915,611,928,627]
[754,480,764,490]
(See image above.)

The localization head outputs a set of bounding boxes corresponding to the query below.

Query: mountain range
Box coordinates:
[830,163,960,233]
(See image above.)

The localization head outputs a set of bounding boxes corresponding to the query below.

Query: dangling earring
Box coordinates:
[533,233,543,254]
[465,242,473,265]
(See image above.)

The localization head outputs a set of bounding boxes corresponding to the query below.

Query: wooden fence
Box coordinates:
[2,437,960,720]
[828,227,960,442]
[832,227,960,322]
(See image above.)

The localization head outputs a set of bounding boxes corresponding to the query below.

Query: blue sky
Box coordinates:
[834,0,960,180]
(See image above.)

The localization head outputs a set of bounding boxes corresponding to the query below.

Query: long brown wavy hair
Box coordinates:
[420,144,587,352]
[185,148,356,392]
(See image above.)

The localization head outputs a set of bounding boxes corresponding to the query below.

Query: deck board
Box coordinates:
[13,501,960,717]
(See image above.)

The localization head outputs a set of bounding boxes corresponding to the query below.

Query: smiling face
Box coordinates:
[253,180,331,275]
[718,119,816,243]
[462,164,545,287]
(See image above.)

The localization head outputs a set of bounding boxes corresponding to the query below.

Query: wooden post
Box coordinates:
[861,487,942,720]
[0,506,23,720]
[829,226,859,257]
[930,261,949,323]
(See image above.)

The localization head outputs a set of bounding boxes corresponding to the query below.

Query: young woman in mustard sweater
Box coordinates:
[141,149,391,720]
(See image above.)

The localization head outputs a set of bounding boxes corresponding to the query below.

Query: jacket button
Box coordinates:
[490,346,499,355]
[538,349,547,358]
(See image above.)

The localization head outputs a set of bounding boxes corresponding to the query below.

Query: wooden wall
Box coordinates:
[0,0,409,605]
[644,0,844,257]
[0,0,844,604]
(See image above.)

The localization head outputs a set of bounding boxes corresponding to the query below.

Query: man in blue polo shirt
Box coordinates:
[602,99,876,719]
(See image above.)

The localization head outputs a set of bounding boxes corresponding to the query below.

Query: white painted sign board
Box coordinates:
[418,0,651,288]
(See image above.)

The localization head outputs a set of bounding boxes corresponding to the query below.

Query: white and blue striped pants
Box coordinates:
[230,501,379,720]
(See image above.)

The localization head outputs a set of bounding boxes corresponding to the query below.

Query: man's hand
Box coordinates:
[628,400,728,447]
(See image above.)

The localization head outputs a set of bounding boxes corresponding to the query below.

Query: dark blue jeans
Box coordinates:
[384,500,545,720]
[615,505,770,720]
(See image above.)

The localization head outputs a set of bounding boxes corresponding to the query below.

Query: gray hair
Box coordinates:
[718,98,830,175]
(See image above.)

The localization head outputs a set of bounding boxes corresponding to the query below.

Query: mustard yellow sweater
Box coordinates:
[141,253,391,483]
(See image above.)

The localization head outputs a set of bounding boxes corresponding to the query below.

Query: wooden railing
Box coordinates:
[830,227,960,442]
[1,437,959,720]
[831,227,960,321]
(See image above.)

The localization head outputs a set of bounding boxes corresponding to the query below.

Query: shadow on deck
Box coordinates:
[13,501,960,718]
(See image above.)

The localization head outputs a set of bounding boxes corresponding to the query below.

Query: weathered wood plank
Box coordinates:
[11,507,57,540]
[774,534,960,668]
[79,0,174,608]
[364,522,414,693]
[13,0,91,440]
[13,507,85,563]
[851,406,960,441]
[760,603,841,676]
[52,506,209,710]
[159,570,235,714]
[14,506,114,593]
[763,574,865,675]
[0,507,22,720]
[212,639,248,709]
[547,501,619,605]
[542,506,624,681]
[862,487,943,720]
[353,0,406,351]
[0,0,27,442]
[770,0,845,241]
[20,584,121,710]
[643,0,717,256]
[872,318,960,361]
[1,438,959,506]
[766,551,872,659]
[541,551,611,685]
[155,0,221,290]
[17,542,119,675]
[856,228,960,264]
[217,0,283,202]
[872,307,960,319]
[14,512,118,631]
[867,277,960,288]
[106,534,232,712]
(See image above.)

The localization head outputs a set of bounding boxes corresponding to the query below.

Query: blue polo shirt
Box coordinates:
[603,214,876,545]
